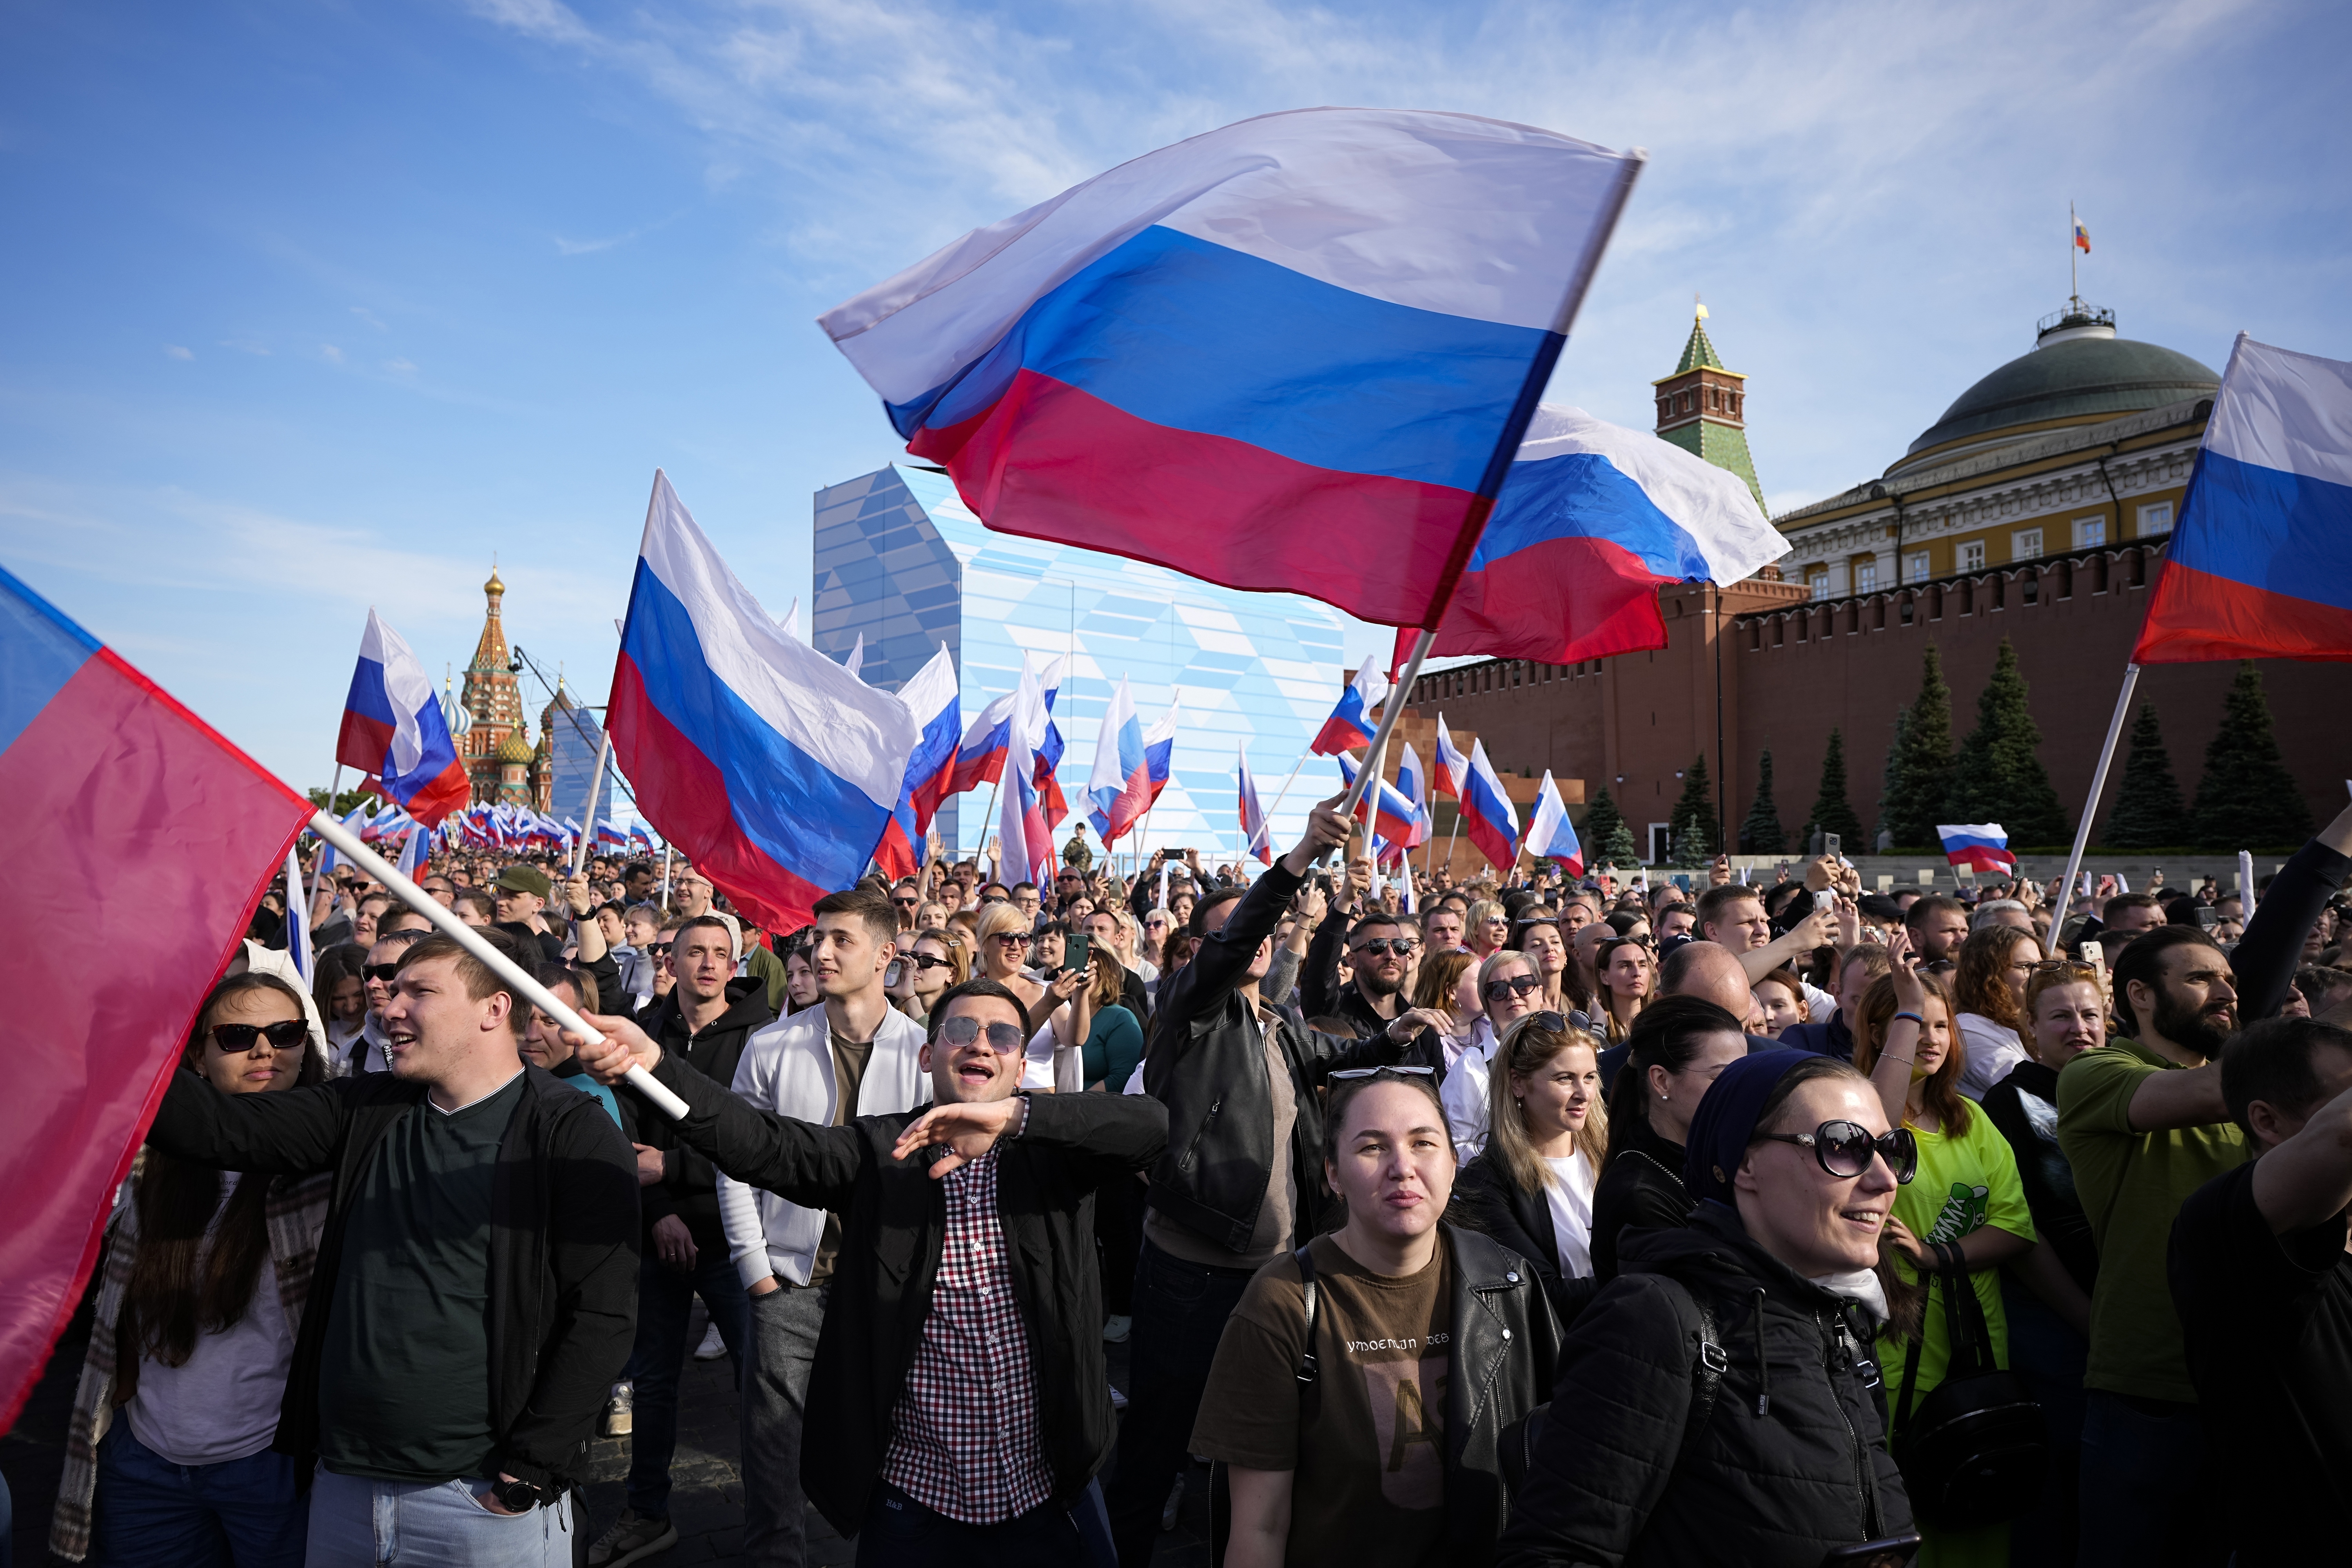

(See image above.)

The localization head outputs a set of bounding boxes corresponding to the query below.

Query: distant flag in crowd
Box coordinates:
[2132,336,2352,663]
[0,563,314,1429]
[596,821,629,849]
[1432,714,1469,800]
[313,801,370,881]
[362,803,413,845]
[947,686,1018,796]
[1141,693,1181,808]
[876,646,963,880]
[282,848,313,986]
[630,822,655,851]
[1238,744,1273,866]
[1459,739,1521,872]
[396,821,431,881]
[1397,742,1431,823]
[610,471,920,934]
[820,108,1642,630]
[1938,824,2016,874]
[1334,753,1428,856]
[1085,674,1153,844]
[336,609,471,826]
[1312,655,1388,756]
[996,659,1053,887]
[1524,771,1583,878]
[1395,405,1787,670]
[1033,654,1070,828]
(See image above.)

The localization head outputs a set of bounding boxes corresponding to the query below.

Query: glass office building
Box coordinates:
[812,463,1365,864]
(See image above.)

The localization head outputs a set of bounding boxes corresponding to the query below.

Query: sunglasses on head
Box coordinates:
[1483,972,1543,1002]
[1328,1064,1436,1082]
[2032,959,2099,976]
[363,964,402,984]
[1354,938,1418,958]
[209,1020,308,1055]
[937,1014,1028,1055]
[1756,1120,1918,1183]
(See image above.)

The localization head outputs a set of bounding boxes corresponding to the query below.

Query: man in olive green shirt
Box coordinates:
[2058,926,2247,1568]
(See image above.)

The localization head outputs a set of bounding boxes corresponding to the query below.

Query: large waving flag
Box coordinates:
[1460,739,1521,873]
[336,610,471,826]
[1335,752,1428,855]
[2133,335,2352,662]
[1,564,314,1429]
[821,109,1642,629]
[1238,744,1273,866]
[1938,823,2016,874]
[1312,655,1388,756]
[996,659,1053,887]
[1396,405,1786,668]
[1525,771,1583,878]
[1085,675,1152,843]
[612,472,920,933]
[946,686,1017,796]
[876,645,962,880]
[1432,713,1469,801]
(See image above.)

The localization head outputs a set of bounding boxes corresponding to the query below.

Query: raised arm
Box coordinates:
[2250,1071,2352,1233]
[2233,802,2352,1024]
[1866,931,1929,1127]
[1743,903,1837,985]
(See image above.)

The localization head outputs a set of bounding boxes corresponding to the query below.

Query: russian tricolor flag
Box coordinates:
[1397,742,1430,824]
[0,563,314,1429]
[822,109,1641,629]
[1335,752,1428,856]
[1085,674,1152,844]
[996,658,1054,888]
[1432,714,1469,801]
[1396,405,1787,668]
[1033,655,1070,829]
[337,609,471,827]
[1312,655,1387,757]
[1237,743,1273,866]
[2133,335,2352,664]
[611,472,920,933]
[1460,739,1521,873]
[876,645,962,880]
[1938,823,2016,874]
[1141,695,1180,809]
[1525,771,1584,878]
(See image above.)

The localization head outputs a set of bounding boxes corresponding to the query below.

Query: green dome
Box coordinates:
[1904,330,2218,463]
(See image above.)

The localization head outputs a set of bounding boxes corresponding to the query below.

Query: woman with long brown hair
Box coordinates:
[53,973,330,1566]
[1590,935,1653,1044]
[1950,924,2043,1101]
[1446,1013,1611,1318]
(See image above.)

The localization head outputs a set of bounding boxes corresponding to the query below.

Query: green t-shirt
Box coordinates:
[316,1071,526,1481]
[2056,1040,2249,1402]
[1081,1003,1145,1092]
[1876,1102,2035,1404]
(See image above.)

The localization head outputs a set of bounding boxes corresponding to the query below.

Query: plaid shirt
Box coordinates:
[880,1147,1055,1522]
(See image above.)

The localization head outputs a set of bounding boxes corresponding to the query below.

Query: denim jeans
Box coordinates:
[1103,1240,1260,1567]
[2076,1390,2225,1568]
[740,1282,827,1566]
[855,1481,1085,1568]
[625,1243,752,1519]
[92,1421,308,1568]
[305,1466,573,1567]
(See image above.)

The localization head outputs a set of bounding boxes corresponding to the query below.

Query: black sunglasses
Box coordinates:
[910,953,956,972]
[1353,938,1418,958]
[209,1020,308,1055]
[1483,972,1543,1002]
[1756,1120,1919,1183]
[893,895,919,907]
[642,942,672,956]
[362,964,402,984]
[938,1015,1027,1055]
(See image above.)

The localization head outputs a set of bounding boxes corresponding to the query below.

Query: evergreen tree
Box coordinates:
[1804,729,1866,849]
[1873,706,1910,851]
[1667,754,1720,864]
[1583,785,1640,869]
[1740,750,1786,854]
[2190,662,2313,848]
[2102,701,2187,850]
[1945,638,2069,845]
[1882,644,1956,848]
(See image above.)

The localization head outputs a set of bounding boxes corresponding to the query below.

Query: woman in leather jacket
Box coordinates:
[1588,996,1752,1279]
[1500,1051,1917,1568]
[1447,1014,1610,1323]
[1192,1067,1563,1567]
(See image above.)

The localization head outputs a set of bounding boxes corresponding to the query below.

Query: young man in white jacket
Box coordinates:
[713,886,928,1568]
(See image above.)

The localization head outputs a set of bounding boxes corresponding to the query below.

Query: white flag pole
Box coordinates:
[2058,663,2140,916]
[307,809,691,1120]
[572,724,613,877]
[659,844,673,905]
[1319,632,1437,866]
[308,763,345,917]
[1261,753,1310,839]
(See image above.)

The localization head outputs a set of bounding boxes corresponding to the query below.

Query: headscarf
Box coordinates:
[1682,1047,1813,1207]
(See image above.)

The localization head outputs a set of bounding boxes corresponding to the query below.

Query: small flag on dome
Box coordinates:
[2074,216,2091,254]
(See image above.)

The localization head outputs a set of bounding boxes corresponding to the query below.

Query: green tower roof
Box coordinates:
[1673,315,1727,375]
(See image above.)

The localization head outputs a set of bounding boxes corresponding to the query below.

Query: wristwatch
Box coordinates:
[492,1477,553,1513]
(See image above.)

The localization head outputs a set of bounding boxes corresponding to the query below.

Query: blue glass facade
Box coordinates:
[811,463,1365,862]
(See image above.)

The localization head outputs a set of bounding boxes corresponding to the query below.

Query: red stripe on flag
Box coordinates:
[0,649,311,1429]
[335,710,395,774]
[2131,559,2352,664]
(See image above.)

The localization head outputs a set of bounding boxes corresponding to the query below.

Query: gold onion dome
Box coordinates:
[496,730,535,766]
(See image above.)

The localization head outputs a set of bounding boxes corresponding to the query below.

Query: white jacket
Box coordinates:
[717,1004,930,1289]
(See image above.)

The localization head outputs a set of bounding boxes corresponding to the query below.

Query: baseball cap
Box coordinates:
[496,865,552,901]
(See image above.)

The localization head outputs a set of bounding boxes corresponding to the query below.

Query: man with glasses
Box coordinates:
[889,880,922,932]
[1011,882,1042,925]
[1302,911,1441,1066]
[1106,797,1448,1564]
[572,978,1164,1566]
[672,871,715,920]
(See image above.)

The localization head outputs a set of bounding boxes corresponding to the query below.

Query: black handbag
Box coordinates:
[1890,1240,2047,1528]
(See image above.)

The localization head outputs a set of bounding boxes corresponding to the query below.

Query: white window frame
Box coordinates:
[1855,557,1879,593]
[2138,501,2174,536]
[2073,515,2107,548]
[2012,527,2043,561]
[1958,540,1986,572]
[1906,551,1931,583]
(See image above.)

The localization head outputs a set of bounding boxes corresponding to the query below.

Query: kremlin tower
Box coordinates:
[457,566,540,808]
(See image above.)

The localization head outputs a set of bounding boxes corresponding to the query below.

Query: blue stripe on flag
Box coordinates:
[2171,451,2352,613]
[0,565,100,757]
[1470,451,1707,579]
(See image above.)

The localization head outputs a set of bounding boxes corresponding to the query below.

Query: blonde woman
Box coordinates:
[1445,1012,1610,1317]
[1466,898,1510,960]
[972,899,1045,1014]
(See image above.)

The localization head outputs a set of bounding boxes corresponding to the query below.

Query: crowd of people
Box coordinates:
[38,788,2352,1568]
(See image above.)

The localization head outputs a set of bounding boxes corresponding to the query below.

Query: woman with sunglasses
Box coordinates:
[1588,996,1753,1281]
[1591,936,1653,1045]
[974,898,1049,1018]
[1193,1067,1562,1568]
[1441,951,1546,1161]
[890,927,967,1026]
[1949,925,2043,1102]
[1857,937,2036,1568]
[1446,1014,1610,1320]
[1465,898,1509,962]
[1501,1050,1918,1565]
[54,974,328,1566]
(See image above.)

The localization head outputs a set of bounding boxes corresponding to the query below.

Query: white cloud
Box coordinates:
[321,343,344,363]
[163,344,192,360]
[219,339,271,355]
[350,305,388,331]
[385,357,417,373]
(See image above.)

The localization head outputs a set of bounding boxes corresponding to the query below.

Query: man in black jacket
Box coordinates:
[1299,906,1441,1063]
[145,930,639,1566]
[1105,796,1446,1564]
[571,978,1165,1564]
[596,912,775,1566]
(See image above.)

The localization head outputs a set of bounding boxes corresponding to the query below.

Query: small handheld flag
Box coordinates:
[337,610,471,826]
[1238,744,1272,866]
[1524,771,1584,878]
[1432,714,1469,801]
[1938,823,2016,874]
[1312,656,1387,757]
[1086,675,1153,844]
[1459,739,1521,873]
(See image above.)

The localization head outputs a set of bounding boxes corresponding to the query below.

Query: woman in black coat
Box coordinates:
[1499,1051,1917,1568]
[1587,996,1751,1279]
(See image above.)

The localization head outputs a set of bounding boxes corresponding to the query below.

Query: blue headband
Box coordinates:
[1682,1048,1815,1207]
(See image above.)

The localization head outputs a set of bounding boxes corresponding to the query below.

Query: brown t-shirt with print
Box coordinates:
[1189,1232,1453,1568]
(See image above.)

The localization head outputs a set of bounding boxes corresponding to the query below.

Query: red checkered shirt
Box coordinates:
[879,1147,1055,1522]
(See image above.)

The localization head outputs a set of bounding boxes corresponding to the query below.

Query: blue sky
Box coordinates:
[4,0,2346,795]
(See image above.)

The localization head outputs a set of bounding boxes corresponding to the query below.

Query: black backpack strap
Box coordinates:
[1292,1242,1321,1421]
[1893,1241,1968,1437]
[1673,1281,1729,1466]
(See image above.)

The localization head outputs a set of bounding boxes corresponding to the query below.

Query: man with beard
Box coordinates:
[2058,926,2248,1567]
[1300,911,1440,1067]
